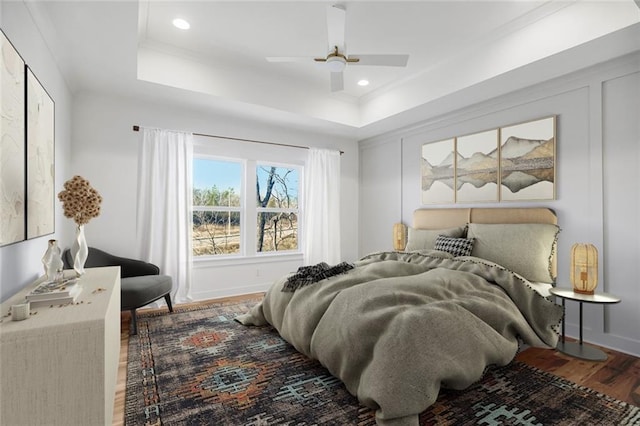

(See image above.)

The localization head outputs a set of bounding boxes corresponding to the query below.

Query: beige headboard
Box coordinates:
[413,207,557,229]
[412,207,558,278]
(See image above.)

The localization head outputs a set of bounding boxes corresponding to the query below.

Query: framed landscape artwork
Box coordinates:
[499,116,556,201]
[420,116,557,206]
[455,129,499,203]
[26,67,55,239]
[421,138,455,204]
[1,31,26,247]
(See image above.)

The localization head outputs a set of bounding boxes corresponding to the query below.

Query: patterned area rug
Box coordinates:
[125,298,640,425]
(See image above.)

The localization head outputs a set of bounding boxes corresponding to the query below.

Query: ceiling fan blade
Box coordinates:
[348,54,410,67]
[326,4,346,53]
[266,56,315,63]
[330,71,344,92]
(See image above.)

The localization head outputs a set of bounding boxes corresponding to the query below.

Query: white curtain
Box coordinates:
[303,147,341,265]
[137,128,193,303]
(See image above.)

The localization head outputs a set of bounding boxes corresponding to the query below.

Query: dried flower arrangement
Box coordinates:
[57,175,103,225]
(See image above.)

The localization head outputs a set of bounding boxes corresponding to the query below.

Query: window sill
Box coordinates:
[193,252,303,268]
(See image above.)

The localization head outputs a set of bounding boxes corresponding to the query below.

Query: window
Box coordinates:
[256,165,299,253]
[193,157,300,258]
[192,158,242,256]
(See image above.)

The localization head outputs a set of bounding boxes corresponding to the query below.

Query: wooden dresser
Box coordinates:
[0,267,121,426]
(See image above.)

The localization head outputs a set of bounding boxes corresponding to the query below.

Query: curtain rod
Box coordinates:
[132,125,343,154]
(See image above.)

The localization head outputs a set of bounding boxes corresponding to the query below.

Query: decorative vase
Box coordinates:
[42,239,64,282]
[71,225,89,277]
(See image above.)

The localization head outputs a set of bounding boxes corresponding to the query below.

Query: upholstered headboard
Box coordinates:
[412,207,558,281]
[413,207,557,229]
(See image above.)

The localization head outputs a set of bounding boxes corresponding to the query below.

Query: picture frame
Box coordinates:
[0,30,26,246]
[420,116,557,206]
[499,116,556,201]
[421,138,455,204]
[455,129,499,203]
[26,66,55,239]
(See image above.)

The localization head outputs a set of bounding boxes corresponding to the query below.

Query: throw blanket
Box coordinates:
[236,252,563,426]
[282,261,354,292]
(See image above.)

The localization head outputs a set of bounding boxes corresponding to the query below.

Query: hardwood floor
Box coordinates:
[112,311,130,426]
[112,296,640,425]
[516,341,640,407]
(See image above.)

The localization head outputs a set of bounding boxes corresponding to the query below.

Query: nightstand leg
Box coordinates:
[561,298,566,343]
[550,289,612,361]
[579,301,583,345]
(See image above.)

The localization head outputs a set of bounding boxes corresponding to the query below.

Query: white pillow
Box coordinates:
[467,223,559,283]
[404,226,466,252]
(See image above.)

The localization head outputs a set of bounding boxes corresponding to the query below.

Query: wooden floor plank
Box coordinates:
[582,356,640,405]
[113,295,640,425]
[515,344,640,406]
[112,311,131,426]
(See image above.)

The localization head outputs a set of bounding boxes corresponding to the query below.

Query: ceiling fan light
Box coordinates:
[326,56,346,72]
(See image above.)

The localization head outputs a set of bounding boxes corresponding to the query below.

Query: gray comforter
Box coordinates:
[236,251,563,425]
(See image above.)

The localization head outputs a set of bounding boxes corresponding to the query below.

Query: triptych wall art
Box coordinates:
[1,30,55,247]
[421,116,555,204]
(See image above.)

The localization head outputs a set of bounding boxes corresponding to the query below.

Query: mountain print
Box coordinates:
[421,156,455,191]
[421,136,554,193]
[422,117,555,203]
[500,136,554,194]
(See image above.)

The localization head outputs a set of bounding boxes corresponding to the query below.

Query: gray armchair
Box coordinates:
[62,247,173,334]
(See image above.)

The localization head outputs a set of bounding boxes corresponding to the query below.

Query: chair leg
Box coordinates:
[130,309,138,335]
[164,293,174,312]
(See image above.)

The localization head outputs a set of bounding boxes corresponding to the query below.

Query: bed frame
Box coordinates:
[412,207,558,280]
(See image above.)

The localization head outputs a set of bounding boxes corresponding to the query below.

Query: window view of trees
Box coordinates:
[192,159,242,256]
[192,158,299,257]
[193,186,241,255]
[256,165,299,253]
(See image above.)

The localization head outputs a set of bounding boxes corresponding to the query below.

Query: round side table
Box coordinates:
[548,287,621,361]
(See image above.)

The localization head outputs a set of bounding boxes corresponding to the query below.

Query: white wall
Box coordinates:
[359,136,402,252]
[71,92,358,300]
[602,69,640,352]
[0,2,73,302]
[359,52,640,357]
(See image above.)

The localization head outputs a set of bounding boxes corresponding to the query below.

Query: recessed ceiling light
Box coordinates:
[172,18,190,30]
[357,79,370,87]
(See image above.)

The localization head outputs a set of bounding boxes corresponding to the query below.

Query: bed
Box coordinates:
[237,207,563,426]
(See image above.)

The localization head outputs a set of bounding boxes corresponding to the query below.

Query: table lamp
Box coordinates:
[393,223,407,251]
[570,243,598,294]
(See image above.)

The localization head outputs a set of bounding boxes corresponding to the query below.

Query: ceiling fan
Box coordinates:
[266,4,410,92]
